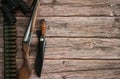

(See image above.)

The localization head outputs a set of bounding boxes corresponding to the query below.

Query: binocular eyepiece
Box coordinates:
[0,0,30,25]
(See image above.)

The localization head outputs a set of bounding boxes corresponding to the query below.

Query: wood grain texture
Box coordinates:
[0,38,120,59]
[0,17,120,37]
[40,0,120,5]
[0,60,120,75]
[17,59,120,73]
[32,69,120,79]
[0,69,120,79]
[22,0,120,5]
[0,0,120,79]
[38,5,113,16]
[0,0,120,16]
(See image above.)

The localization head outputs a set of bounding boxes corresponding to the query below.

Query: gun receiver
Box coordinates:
[18,0,40,79]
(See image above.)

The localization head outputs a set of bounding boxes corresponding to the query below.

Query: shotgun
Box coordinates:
[18,0,40,79]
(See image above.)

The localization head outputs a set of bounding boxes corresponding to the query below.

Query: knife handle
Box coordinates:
[40,19,46,36]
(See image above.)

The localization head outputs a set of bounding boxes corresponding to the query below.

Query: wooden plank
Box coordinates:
[1,0,120,6]
[0,59,120,79]
[32,69,120,79]
[1,0,120,16]
[24,0,120,6]
[38,5,113,17]
[17,59,120,73]
[24,38,120,59]
[0,17,120,37]
[2,38,120,59]
[0,59,120,74]
[0,5,117,17]
[23,0,120,5]
[0,38,120,59]
[37,4,120,16]
[45,0,120,5]
[0,70,120,79]
[40,17,120,37]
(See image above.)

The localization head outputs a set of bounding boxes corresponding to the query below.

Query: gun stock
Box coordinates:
[18,44,31,79]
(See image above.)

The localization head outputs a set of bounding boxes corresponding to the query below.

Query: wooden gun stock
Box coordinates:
[18,44,32,79]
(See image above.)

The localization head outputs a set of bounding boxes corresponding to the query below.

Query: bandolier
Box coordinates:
[3,16,17,79]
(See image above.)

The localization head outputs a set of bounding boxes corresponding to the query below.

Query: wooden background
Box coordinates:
[0,0,120,79]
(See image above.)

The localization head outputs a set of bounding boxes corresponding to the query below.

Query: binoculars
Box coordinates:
[0,0,30,25]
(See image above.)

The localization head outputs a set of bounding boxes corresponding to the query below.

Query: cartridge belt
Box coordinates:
[3,18,17,79]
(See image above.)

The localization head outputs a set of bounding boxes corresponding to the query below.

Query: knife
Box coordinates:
[35,19,46,77]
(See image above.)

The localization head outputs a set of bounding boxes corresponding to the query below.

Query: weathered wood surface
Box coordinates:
[1,0,120,16]
[32,69,120,79]
[0,68,120,79]
[38,5,113,16]
[0,0,120,79]
[0,17,120,37]
[0,38,120,59]
[0,60,120,78]
[40,0,120,5]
